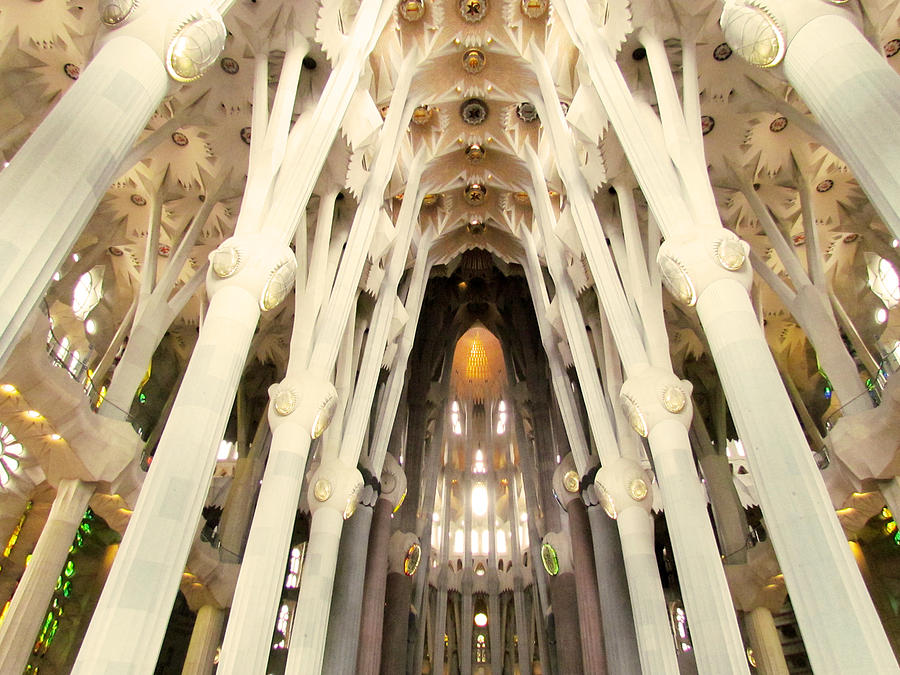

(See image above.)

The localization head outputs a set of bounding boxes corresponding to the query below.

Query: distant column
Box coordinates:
[0,479,94,674]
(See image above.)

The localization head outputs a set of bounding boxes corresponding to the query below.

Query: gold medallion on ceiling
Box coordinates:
[521,0,548,18]
[399,0,425,21]
[465,183,487,205]
[412,105,432,125]
[467,219,486,235]
[462,49,486,74]
[465,143,486,163]
[422,193,440,207]
[460,0,487,22]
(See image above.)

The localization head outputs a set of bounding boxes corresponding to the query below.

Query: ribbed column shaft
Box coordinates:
[566,500,606,674]
[548,572,583,674]
[379,571,412,675]
[356,498,394,675]
[322,504,375,674]
[218,426,313,673]
[616,507,679,675]
[587,506,641,675]
[698,278,897,673]
[284,507,344,673]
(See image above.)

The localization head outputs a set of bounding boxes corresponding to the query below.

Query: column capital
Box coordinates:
[96,0,228,87]
[379,453,408,511]
[551,453,581,508]
[540,531,573,576]
[657,229,752,307]
[307,458,364,518]
[388,531,422,576]
[720,0,861,69]
[207,234,297,311]
[267,371,338,439]
[620,366,693,436]
[593,456,653,519]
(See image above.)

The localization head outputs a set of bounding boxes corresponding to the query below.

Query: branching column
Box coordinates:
[74,236,293,673]
[722,0,900,240]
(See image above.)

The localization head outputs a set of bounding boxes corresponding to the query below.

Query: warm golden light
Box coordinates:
[466,338,488,381]
[24,410,42,420]
[49,433,62,441]
[0,384,17,394]
[474,612,488,627]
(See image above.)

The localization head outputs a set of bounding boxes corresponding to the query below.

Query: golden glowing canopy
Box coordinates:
[451,325,506,404]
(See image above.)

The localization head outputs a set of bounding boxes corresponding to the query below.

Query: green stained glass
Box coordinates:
[541,542,560,576]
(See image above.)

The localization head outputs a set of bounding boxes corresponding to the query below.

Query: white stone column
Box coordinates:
[285,458,363,674]
[620,368,748,674]
[595,459,677,675]
[0,479,93,675]
[0,35,167,368]
[74,235,295,673]
[216,374,337,674]
[660,229,898,673]
[181,604,225,675]
[696,276,897,673]
[722,0,900,241]
[745,606,789,675]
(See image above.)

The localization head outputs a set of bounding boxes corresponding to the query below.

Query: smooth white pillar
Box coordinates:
[0,36,167,368]
[74,236,293,673]
[745,606,789,675]
[622,369,748,675]
[616,506,678,675]
[0,479,93,675]
[697,277,898,673]
[181,605,225,675]
[285,459,362,673]
[216,377,328,673]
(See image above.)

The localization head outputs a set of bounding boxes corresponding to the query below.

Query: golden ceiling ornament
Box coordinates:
[460,0,487,22]
[399,0,425,21]
[563,470,580,494]
[411,105,432,125]
[422,193,440,207]
[467,219,485,235]
[521,0,548,19]
[466,143,486,163]
[462,48,486,74]
[464,183,487,205]
[513,191,530,205]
